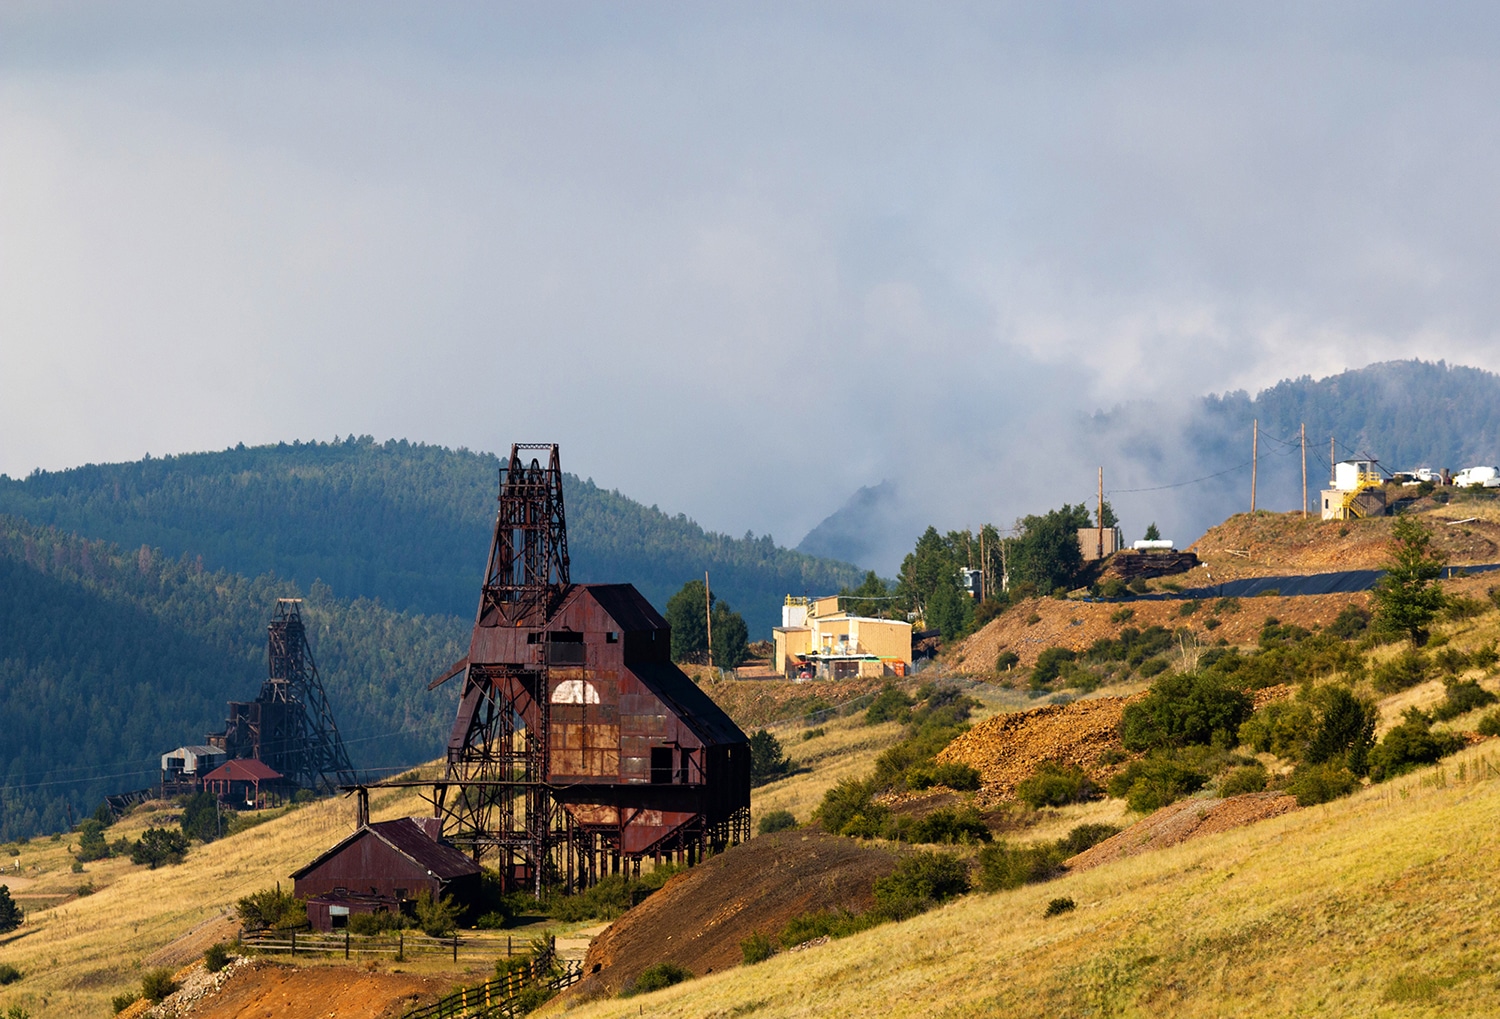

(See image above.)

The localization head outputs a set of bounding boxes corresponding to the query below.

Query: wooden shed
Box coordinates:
[291,817,482,931]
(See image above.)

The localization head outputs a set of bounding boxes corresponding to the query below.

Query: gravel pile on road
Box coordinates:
[935,696,1141,804]
[1065,792,1298,872]
[144,957,254,1018]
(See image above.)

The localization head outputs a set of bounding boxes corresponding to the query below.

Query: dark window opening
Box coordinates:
[678,748,691,784]
[606,631,619,643]
[650,747,674,784]
[394,888,407,900]
[330,913,347,929]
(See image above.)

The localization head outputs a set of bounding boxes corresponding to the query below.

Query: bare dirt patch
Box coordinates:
[935,696,1143,805]
[1065,792,1298,872]
[142,912,242,970]
[571,830,902,999]
[178,959,448,1019]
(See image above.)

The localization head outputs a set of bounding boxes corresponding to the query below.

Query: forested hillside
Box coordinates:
[0,438,861,635]
[0,516,465,841]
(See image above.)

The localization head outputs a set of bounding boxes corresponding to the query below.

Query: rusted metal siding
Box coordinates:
[292,829,444,901]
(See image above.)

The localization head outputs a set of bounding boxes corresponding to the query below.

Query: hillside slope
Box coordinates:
[555,739,1500,1018]
[0,438,862,635]
[0,516,465,840]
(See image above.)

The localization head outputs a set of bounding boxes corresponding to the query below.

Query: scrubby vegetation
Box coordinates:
[623,962,693,996]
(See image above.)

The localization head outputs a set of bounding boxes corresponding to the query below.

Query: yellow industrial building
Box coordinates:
[772,595,913,679]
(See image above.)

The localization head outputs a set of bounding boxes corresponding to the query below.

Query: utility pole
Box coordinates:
[979,528,986,602]
[1301,422,1308,518]
[704,571,713,669]
[1330,436,1336,485]
[1251,419,1258,514]
[1097,466,1105,560]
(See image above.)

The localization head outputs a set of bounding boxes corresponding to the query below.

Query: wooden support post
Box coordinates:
[453,933,459,963]
[397,930,403,962]
[705,571,713,669]
[1251,419,1258,513]
[1097,466,1105,560]
[1301,422,1308,518]
[290,929,296,956]
[345,928,350,959]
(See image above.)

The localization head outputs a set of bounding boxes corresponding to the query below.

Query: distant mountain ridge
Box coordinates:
[0,438,863,636]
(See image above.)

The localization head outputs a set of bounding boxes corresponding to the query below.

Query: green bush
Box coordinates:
[872,851,970,919]
[1477,709,1500,737]
[1032,647,1077,686]
[1015,761,1095,808]
[865,685,915,725]
[815,777,886,835]
[1106,756,1207,813]
[1369,709,1466,782]
[348,910,404,935]
[1044,897,1076,917]
[1431,680,1498,722]
[474,911,509,930]
[1138,657,1170,678]
[1110,607,1135,623]
[0,963,19,985]
[757,810,797,835]
[778,909,875,947]
[111,992,139,1014]
[977,841,1063,891]
[995,650,1020,672]
[203,942,232,973]
[130,827,189,868]
[414,890,461,937]
[902,808,992,845]
[749,729,792,785]
[0,884,24,933]
[75,819,110,863]
[1327,603,1371,639]
[179,791,233,843]
[740,931,775,965]
[1372,650,1430,694]
[1286,762,1358,805]
[235,885,305,930]
[1121,673,1254,751]
[141,967,177,1003]
[624,962,693,996]
[1055,823,1120,856]
[905,761,982,792]
[1219,763,1269,796]
[801,727,826,741]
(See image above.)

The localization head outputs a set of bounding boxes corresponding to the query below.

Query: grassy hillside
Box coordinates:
[557,740,1500,1018]
[0,516,465,841]
[0,438,862,635]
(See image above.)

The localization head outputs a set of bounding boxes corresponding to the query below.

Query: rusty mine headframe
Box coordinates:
[210,598,358,794]
[369,444,750,894]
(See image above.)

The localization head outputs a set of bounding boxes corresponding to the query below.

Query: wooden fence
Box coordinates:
[402,957,584,1019]
[238,928,540,964]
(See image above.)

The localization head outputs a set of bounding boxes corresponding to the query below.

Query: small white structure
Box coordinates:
[1333,459,1381,492]
[161,745,227,784]
[1453,466,1500,489]
[1132,539,1175,551]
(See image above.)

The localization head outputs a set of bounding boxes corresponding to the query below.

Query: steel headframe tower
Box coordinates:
[261,598,358,793]
[442,444,570,892]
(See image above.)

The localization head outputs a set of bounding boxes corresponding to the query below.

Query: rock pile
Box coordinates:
[1064,792,1298,872]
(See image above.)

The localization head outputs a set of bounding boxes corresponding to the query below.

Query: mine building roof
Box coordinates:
[202,758,283,782]
[291,818,482,881]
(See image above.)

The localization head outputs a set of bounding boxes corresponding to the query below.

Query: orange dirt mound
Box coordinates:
[572,831,901,998]
[935,696,1142,804]
[951,591,1368,672]
[1065,792,1298,872]
[142,912,242,970]
[179,959,449,1019]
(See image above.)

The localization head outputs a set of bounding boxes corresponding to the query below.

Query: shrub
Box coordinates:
[1441,595,1486,622]
[75,819,110,863]
[1433,646,1472,677]
[1327,603,1371,640]
[1219,763,1269,796]
[1032,647,1077,685]
[1286,762,1359,805]
[740,931,775,965]
[624,962,692,996]
[1110,607,1135,623]
[179,791,231,843]
[0,885,24,933]
[548,876,637,922]
[1044,897,1076,917]
[1015,761,1095,808]
[872,851,970,919]
[1121,673,1254,751]
[111,992,139,1014]
[757,810,797,835]
[1106,756,1207,812]
[1478,709,1500,737]
[1431,679,1498,722]
[130,827,189,868]
[903,808,992,845]
[203,942,232,973]
[474,911,509,930]
[1372,651,1432,693]
[1138,657,1170,678]
[236,885,304,930]
[1179,600,1201,617]
[1239,699,1317,758]
[1099,578,1127,599]
[905,761,982,792]
[801,727,825,741]
[141,968,177,1003]
[348,910,404,935]
[0,963,19,985]
[815,778,886,835]
[749,729,792,785]
[1055,823,1120,856]
[71,861,84,874]
[995,650,1020,672]
[414,890,461,937]
[1369,709,1466,782]
[778,909,875,947]
[865,686,915,725]
[977,842,1063,891]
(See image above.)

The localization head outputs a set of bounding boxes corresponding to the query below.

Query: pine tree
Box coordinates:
[1372,516,1447,646]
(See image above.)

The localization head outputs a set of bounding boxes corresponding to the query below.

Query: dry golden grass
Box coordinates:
[553,741,1500,1018]
[0,783,435,1019]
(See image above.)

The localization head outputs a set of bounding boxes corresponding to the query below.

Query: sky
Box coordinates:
[5,2,1500,565]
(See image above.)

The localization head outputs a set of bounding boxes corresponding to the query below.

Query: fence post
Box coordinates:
[453,933,459,963]
[398,930,404,962]
[290,929,296,956]
[345,928,350,959]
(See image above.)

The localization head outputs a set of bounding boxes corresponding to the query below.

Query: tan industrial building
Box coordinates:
[772,595,913,679]
[1321,459,1389,521]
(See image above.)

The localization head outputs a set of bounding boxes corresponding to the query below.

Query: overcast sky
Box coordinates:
[5,2,1500,553]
